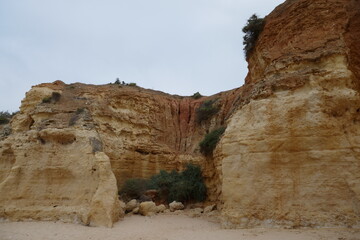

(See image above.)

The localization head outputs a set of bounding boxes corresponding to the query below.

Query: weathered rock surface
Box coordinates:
[139,201,157,216]
[125,199,139,212]
[218,0,360,228]
[0,81,234,225]
[204,204,216,214]
[156,204,167,213]
[169,201,185,212]
[0,0,359,229]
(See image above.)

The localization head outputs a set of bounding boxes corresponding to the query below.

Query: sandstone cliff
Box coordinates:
[0,0,359,229]
[0,80,238,226]
[218,0,360,228]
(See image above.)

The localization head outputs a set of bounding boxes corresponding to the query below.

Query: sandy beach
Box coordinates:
[0,214,359,240]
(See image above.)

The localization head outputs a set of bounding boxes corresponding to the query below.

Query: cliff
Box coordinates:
[218,0,360,228]
[0,0,359,228]
[0,81,240,226]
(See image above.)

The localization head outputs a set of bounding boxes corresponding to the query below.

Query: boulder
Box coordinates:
[139,201,157,216]
[125,199,139,212]
[169,201,184,212]
[156,204,166,213]
[132,207,139,214]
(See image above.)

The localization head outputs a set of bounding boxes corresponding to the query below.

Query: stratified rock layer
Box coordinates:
[218,0,360,228]
[0,0,359,229]
[0,80,236,225]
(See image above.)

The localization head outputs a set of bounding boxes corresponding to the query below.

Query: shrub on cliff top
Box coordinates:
[0,117,9,125]
[0,111,12,125]
[191,92,203,99]
[242,14,265,59]
[199,127,226,156]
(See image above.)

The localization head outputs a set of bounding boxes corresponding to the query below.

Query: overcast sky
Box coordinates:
[0,0,284,112]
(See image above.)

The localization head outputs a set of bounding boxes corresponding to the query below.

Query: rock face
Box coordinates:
[218,0,360,228]
[0,0,359,229]
[0,81,235,225]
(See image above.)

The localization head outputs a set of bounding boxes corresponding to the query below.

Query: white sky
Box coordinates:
[0,0,284,112]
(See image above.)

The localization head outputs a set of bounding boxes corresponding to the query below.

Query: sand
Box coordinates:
[0,214,359,240]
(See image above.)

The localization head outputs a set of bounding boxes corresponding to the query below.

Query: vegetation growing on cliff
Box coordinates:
[119,163,207,203]
[0,111,18,125]
[242,14,265,59]
[199,127,226,156]
[113,78,137,87]
[42,92,61,103]
[191,92,203,99]
[196,99,219,123]
[0,111,11,125]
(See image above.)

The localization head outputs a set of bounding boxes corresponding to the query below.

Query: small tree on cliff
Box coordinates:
[242,14,265,59]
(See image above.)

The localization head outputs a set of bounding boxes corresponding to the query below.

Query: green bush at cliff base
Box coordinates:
[119,163,207,203]
[199,127,226,156]
[119,178,149,200]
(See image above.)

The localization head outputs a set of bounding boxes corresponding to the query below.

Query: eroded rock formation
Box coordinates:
[218,0,360,228]
[0,80,237,226]
[0,0,359,228]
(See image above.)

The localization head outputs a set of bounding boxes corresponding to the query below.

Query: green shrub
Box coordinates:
[199,127,226,156]
[242,14,265,59]
[168,164,207,202]
[0,111,15,125]
[119,178,149,200]
[0,111,11,118]
[120,164,207,203]
[0,117,9,125]
[128,82,137,87]
[0,111,11,125]
[191,92,203,99]
[196,99,219,123]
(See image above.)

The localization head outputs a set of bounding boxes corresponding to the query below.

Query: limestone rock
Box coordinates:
[169,201,184,212]
[119,200,126,212]
[125,199,139,212]
[203,204,216,213]
[0,0,359,230]
[132,207,139,214]
[86,152,121,227]
[0,80,230,225]
[139,201,157,216]
[156,204,167,213]
[218,0,360,228]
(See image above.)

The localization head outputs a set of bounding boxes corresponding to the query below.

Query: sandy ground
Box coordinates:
[0,214,359,240]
